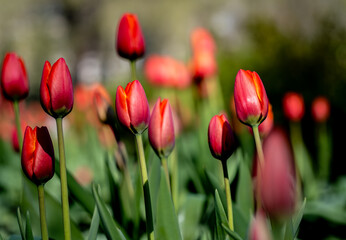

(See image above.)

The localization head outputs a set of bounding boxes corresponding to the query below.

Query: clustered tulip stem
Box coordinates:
[13,100,23,152]
[37,185,49,240]
[56,117,71,240]
[161,156,171,193]
[221,160,234,231]
[135,134,155,240]
[130,60,137,80]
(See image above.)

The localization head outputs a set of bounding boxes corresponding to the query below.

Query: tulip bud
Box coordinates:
[116,13,145,61]
[1,52,29,101]
[282,92,304,122]
[12,127,20,153]
[93,88,116,125]
[190,28,216,55]
[190,51,217,81]
[234,69,268,127]
[311,96,330,123]
[115,80,150,134]
[258,104,274,138]
[21,126,55,185]
[208,114,236,161]
[148,98,175,158]
[257,128,296,220]
[40,58,74,118]
[249,211,272,240]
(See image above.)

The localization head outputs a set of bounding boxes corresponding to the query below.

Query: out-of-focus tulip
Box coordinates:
[40,58,74,118]
[116,13,145,61]
[257,128,296,220]
[249,211,272,240]
[1,52,29,101]
[282,92,304,122]
[94,89,116,125]
[148,98,175,158]
[115,80,150,134]
[21,126,55,185]
[234,69,268,126]
[12,127,20,153]
[74,166,93,186]
[208,114,236,161]
[258,104,274,138]
[311,96,330,123]
[190,28,216,55]
[190,51,217,81]
[144,55,191,89]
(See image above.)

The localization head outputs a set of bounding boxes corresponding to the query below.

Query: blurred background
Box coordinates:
[1,0,346,238]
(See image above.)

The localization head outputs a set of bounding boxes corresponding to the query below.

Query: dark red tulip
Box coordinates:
[115,80,150,134]
[208,114,236,161]
[234,69,268,127]
[1,52,29,101]
[116,13,145,61]
[40,58,74,118]
[282,92,304,122]
[21,126,55,185]
[148,98,175,158]
[311,96,330,123]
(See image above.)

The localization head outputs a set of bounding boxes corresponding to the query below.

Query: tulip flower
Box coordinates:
[282,92,304,122]
[21,126,54,185]
[1,52,29,101]
[190,28,216,55]
[311,96,330,123]
[12,127,20,153]
[116,13,145,61]
[234,69,268,127]
[190,51,217,81]
[115,80,150,134]
[208,114,236,161]
[249,211,272,240]
[94,88,116,125]
[40,58,74,119]
[258,104,274,138]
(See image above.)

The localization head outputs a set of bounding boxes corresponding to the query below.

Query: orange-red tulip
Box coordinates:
[311,96,330,123]
[282,92,304,122]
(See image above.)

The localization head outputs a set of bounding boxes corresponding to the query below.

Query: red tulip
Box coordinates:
[234,69,269,126]
[282,92,304,122]
[208,114,236,161]
[116,13,145,61]
[311,96,330,123]
[40,58,74,118]
[1,52,29,101]
[148,98,175,158]
[249,211,272,240]
[258,104,274,138]
[21,126,55,185]
[190,28,216,55]
[190,51,217,81]
[257,128,296,220]
[93,87,115,125]
[115,80,150,134]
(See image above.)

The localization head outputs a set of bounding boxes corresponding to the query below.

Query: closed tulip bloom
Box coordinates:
[249,211,272,240]
[208,114,236,161]
[234,69,268,126]
[282,92,304,122]
[93,87,115,125]
[311,96,330,123]
[148,98,175,158]
[190,51,217,81]
[1,52,29,101]
[115,80,150,134]
[116,13,145,61]
[40,58,74,118]
[21,126,55,185]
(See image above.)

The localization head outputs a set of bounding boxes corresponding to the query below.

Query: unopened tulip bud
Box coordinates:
[1,52,29,101]
[311,96,330,123]
[93,89,116,125]
[208,114,236,161]
[116,13,145,61]
[148,98,175,158]
[249,211,272,240]
[115,80,150,134]
[40,58,74,118]
[282,92,304,122]
[234,69,268,127]
[21,126,55,185]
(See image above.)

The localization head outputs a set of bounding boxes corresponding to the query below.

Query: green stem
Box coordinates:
[252,125,264,167]
[221,160,234,231]
[56,117,71,240]
[171,148,178,209]
[130,60,137,80]
[135,134,154,240]
[13,100,23,152]
[161,156,171,194]
[38,185,49,240]
[271,219,285,240]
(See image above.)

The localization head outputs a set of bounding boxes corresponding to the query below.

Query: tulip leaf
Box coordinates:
[87,205,100,240]
[16,207,26,240]
[284,218,294,240]
[292,198,306,237]
[214,189,229,240]
[0,233,3,240]
[149,156,161,221]
[222,223,243,240]
[155,167,182,240]
[232,204,249,239]
[92,184,127,240]
[25,211,34,240]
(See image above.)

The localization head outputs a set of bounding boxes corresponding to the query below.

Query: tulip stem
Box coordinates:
[135,134,154,240]
[37,185,49,240]
[130,60,137,80]
[221,160,234,231]
[13,100,23,152]
[56,117,71,240]
[161,156,171,194]
[171,148,179,209]
[252,125,264,168]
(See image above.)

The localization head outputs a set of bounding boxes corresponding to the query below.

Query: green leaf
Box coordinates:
[292,198,306,237]
[214,189,229,240]
[16,207,26,240]
[88,205,100,240]
[232,204,249,239]
[155,167,182,240]
[25,211,34,240]
[0,233,3,240]
[149,156,161,221]
[92,184,127,240]
[284,218,294,240]
[221,223,243,240]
